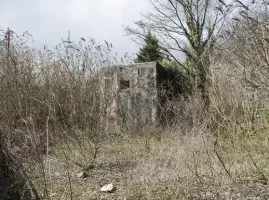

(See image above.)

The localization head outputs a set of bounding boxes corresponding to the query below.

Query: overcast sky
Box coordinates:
[0,0,152,57]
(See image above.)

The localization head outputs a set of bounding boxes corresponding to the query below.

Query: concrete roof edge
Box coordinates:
[100,61,164,74]
[110,61,160,68]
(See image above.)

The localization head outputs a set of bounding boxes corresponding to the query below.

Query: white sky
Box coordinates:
[0,0,152,57]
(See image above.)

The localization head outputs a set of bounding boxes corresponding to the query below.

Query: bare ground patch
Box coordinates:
[29,130,269,200]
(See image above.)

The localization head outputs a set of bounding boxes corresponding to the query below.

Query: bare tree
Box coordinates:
[125,0,232,100]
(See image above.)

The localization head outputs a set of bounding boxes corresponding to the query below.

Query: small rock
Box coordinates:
[54,172,60,177]
[77,171,89,178]
[100,183,116,193]
[51,193,57,197]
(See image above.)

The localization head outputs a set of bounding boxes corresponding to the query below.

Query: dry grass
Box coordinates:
[27,121,269,200]
[1,9,269,199]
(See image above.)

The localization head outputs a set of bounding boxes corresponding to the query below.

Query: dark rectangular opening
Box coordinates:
[120,79,130,91]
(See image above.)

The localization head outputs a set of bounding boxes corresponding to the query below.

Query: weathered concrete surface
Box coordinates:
[101,62,169,125]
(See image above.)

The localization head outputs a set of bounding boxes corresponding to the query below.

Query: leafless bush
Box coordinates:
[209,4,269,129]
[1,4,269,197]
[0,29,124,199]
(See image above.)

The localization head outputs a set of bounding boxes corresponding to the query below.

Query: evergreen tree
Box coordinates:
[135,33,164,63]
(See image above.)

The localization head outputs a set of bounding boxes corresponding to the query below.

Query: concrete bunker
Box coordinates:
[101,61,177,125]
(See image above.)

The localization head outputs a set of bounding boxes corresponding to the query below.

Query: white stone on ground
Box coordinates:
[77,171,89,178]
[100,183,116,193]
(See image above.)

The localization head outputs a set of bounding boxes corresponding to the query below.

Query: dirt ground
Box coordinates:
[30,133,269,200]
